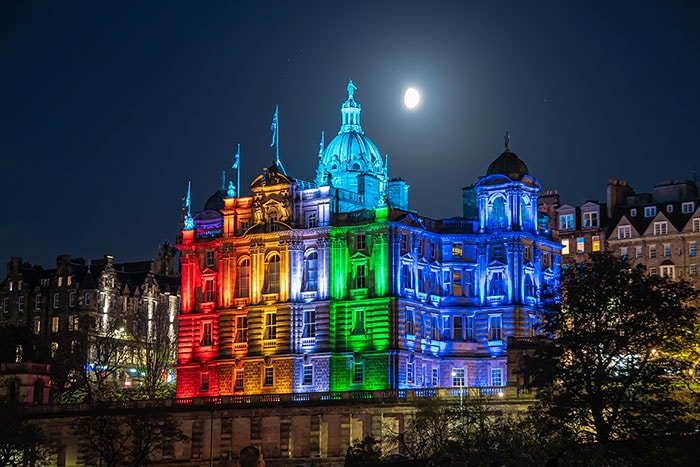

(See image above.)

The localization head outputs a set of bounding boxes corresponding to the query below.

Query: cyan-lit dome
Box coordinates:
[317,80,385,182]
[486,133,529,180]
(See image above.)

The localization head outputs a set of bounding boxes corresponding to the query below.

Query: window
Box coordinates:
[306,212,318,228]
[691,264,698,276]
[654,222,668,236]
[442,316,451,340]
[3,297,9,313]
[34,294,41,310]
[405,309,415,335]
[34,318,41,334]
[400,234,408,251]
[69,291,76,307]
[68,315,79,331]
[561,238,570,255]
[618,225,632,239]
[525,274,536,297]
[431,315,440,340]
[351,309,365,336]
[356,233,366,250]
[429,242,437,259]
[234,370,244,391]
[407,358,414,384]
[53,293,59,309]
[58,277,63,287]
[649,245,657,259]
[52,316,59,333]
[201,322,213,347]
[355,264,366,289]
[667,204,674,213]
[576,237,585,254]
[417,239,423,256]
[452,242,462,257]
[661,265,674,278]
[524,246,531,261]
[200,372,209,392]
[453,315,463,340]
[234,316,248,343]
[237,258,250,297]
[559,214,574,230]
[466,316,475,341]
[442,270,450,295]
[682,202,694,214]
[488,315,502,341]
[644,206,656,218]
[263,313,277,340]
[452,271,463,296]
[493,245,503,259]
[401,265,412,289]
[304,252,318,292]
[302,364,313,385]
[635,246,642,259]
[204,279,215,302]
[205,250,215,267]
[630,208,637,217]
[17,296,24,312]
[353,362,364,383]
[452,368,465,387]
[432,368,439,387]
[583,211,598,228]
[263,367,274,386]
[528,315,537,337]
[690,242,697,257]
[465,270,474,297]
[51,342,58,358]
[592,236,601,252]
[302,309,316,338]
[84,292,92,306]
[265,254,280,293]
[649,267,658,276]
[491,368,503,387]
[664,244,671,258]
[542,252,550,267]
[488,271,504,296]
[621,247,628,259]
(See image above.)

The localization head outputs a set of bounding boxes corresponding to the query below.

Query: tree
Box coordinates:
[344,435,383,467]
[0,403,53,467]
[530,252,699,460]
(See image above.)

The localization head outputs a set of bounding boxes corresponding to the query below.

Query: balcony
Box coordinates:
[263,339,277,350]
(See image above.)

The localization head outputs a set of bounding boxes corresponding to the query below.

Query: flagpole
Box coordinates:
[237,143,240,198]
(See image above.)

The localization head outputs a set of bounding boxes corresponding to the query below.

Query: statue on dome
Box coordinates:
[347,79,357,99]
[504,131,511,151]
[227,181,236,198]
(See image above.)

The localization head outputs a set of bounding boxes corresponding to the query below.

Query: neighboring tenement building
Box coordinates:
[175,81,562,398]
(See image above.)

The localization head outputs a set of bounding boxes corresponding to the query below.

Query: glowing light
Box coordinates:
[403,88,420,109]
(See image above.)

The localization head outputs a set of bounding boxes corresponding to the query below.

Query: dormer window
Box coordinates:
[667,204,673,213]
[644,206,656,218]
[583,211,598,228]
[559,214,574,230]
[630,208,637,217]
[682,202,694,214]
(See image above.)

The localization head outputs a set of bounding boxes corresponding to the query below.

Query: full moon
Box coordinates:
[403,87,420,109]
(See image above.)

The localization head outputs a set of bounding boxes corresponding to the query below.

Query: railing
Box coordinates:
[21,387,534,415]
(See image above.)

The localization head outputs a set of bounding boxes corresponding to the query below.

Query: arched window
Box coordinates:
[237,258,250,298]
[265,254,280,294]
[520,196,531,227]
[304,251,318,292]
[489,195,507,229]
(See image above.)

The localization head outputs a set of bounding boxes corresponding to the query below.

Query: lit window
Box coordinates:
[58,277,63,287]
[237,258,250,298]
[53,293,59,309]
[452,242,462,257]
[664,244,671,258]
[234,316,248,343]
[488,315,503,341]
[263,313,277,340]
[432,368,439,387]
[681,202,694,214]
[561,238,570,255]
[618,225,632,239]
[302,309,316,338]
[51,342,58,358]
[52,316,59,333]
[264,367,274,386]
[201,322,213,346]
[649,245,657,259]
[304,252,318,292]
[559,214,574,230]
[356,233,366,250]
[234,370,244,391]
[205,250,215,267]
[452,271,463,296]
[583,211,598,228]
[306,212,317,228]
[644,206,656,218]
[689,242,697,257]
[265,254,280,294]
[68,315,79,331]
[654,222,668,236]
[351,309,365,336]
[355,264,366,289]
[452,368,465,387]
[302,364,313,385]
[491,368,503,387]
[200,372,209,392]
[592,236,601,252]
[405,309,415,335]
[661,266,674,278]
[576,237,585,254]
[353,362,364,383]
[34,318,41,334]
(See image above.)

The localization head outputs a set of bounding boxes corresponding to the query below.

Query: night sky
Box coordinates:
[2,1,699,269]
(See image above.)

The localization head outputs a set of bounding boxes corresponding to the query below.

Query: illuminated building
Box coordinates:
[176,81,561,398]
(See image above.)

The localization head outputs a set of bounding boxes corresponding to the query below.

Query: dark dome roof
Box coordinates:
[203,189,226,211]
[486,149,529,180]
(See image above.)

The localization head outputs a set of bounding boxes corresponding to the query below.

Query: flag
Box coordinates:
[186,181,191,212]
[270,105,278,147]
[232,143,240,169]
